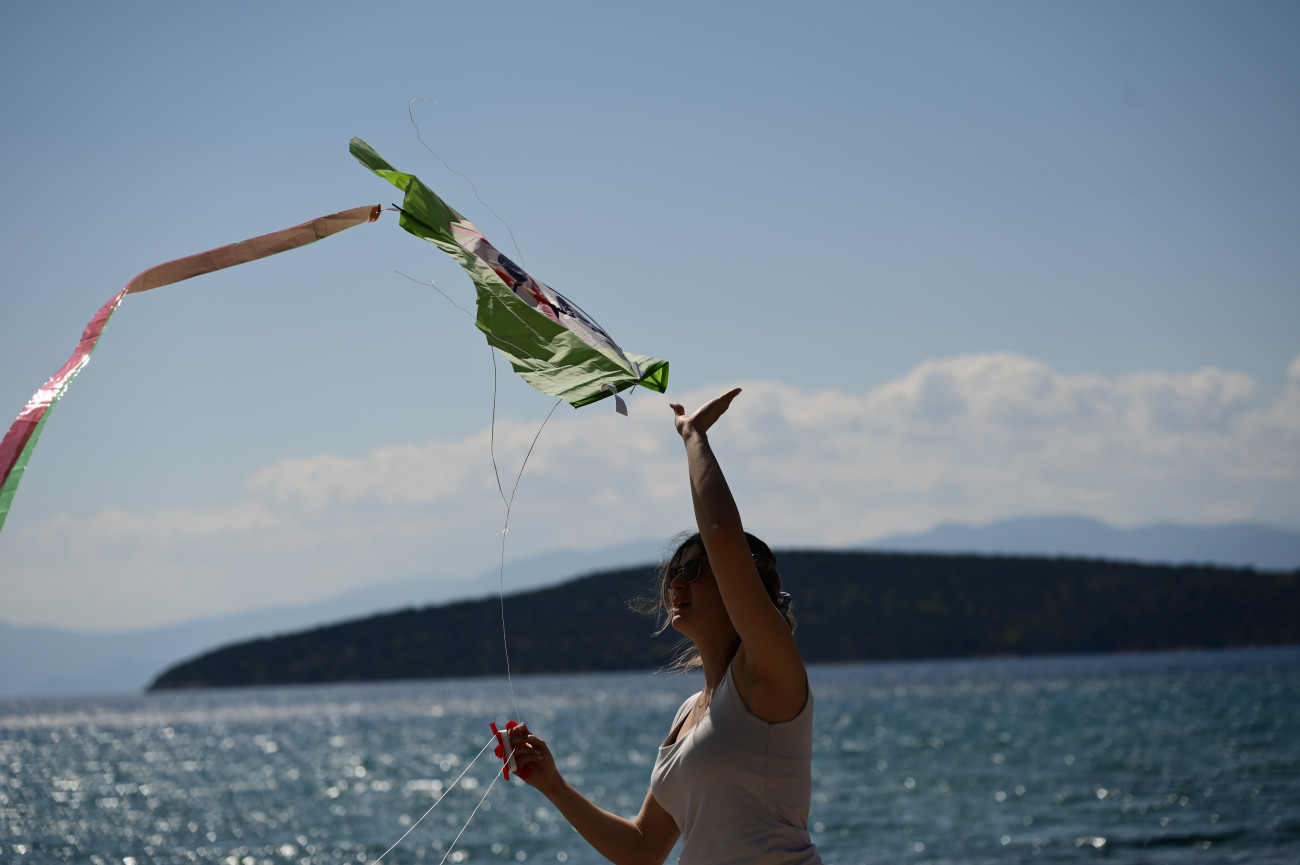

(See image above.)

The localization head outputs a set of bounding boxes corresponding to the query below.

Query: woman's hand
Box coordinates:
[506,723,563,797]
[507,724,681,865]
[670,387,741,440]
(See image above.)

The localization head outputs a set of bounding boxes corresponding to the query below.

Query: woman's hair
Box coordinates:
[631,530,796,672]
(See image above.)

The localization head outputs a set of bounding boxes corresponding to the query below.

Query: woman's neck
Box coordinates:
[697,636,741,689]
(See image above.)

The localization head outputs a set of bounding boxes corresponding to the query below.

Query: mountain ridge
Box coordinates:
[866,515,1300,571]
[5,517,1297,698]
[148,550,1300,690]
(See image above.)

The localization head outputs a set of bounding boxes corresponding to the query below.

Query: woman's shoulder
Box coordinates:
[728,650,812,725]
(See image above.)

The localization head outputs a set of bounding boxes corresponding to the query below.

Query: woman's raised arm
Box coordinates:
[671,388,808,721]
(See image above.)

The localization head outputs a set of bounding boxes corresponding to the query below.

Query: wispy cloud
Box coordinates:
[5,352,1297,629]
[726,353,1298,544]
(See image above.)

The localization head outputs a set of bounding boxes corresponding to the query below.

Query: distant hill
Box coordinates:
[150,551,1300,690]
[0,539,664,698]
[9,518,1298,698]
[867,516,1300,572]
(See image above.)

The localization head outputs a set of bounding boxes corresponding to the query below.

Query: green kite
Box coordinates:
[351,138,668,410]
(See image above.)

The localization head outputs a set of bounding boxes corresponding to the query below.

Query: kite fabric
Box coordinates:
[0,204,381,536]
[350,138,668,409]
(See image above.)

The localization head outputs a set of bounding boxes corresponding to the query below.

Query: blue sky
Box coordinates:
[2,1,1297,631]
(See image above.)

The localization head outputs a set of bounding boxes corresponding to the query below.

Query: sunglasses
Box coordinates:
[667,557,709,583]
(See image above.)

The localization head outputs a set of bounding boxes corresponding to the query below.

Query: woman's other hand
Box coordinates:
[670,387,741,439]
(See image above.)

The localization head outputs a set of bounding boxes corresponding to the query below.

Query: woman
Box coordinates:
[507,388,823,865]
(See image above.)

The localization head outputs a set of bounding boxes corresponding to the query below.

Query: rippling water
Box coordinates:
[2,648,1297,864]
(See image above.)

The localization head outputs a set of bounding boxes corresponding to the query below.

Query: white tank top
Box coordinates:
[650,666,823,864]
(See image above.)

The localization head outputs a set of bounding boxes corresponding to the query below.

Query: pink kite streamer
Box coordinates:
[0,204,381,534]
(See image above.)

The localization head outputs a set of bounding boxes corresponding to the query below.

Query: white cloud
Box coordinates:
[4,352,1298,630]
[245,435,496,509]
[728,354,1298,545]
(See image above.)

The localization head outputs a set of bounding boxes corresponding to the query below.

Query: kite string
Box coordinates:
[394,266,563,723]
[386,122,570,848]
[436,768,507,865]
[408,97,528,268]
[367,734,498,865]
[357,346,545,859]
[494,392,563,724]
[394,269,474,317]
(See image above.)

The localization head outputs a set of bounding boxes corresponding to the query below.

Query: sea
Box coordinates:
[1,648,1296,865]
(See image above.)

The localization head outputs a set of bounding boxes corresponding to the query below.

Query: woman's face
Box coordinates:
[666,543,734,639]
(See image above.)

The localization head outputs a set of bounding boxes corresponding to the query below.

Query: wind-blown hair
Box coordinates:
[632,530,796,672]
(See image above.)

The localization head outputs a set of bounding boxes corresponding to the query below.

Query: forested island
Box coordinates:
[149,551,1299,690]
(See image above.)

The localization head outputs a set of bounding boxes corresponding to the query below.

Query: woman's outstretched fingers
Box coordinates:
[673,387,742,437]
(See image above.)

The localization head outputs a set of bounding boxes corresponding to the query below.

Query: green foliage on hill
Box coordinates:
[148,552,1299,690]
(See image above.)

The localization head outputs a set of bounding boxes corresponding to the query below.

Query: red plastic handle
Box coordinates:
[490,720,532,780]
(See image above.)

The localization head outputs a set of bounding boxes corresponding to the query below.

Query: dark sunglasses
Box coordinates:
[667,557,709,583]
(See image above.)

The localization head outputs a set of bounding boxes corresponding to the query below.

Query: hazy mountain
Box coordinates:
[866,516,1300,572]
[150,551,1300,690]
[0,539,663,699]
[5,517,1297,699]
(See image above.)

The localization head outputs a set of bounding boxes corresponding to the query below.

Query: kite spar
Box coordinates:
[0,204,381,536]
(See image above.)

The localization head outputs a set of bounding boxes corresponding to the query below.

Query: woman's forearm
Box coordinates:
[508,724,676,865]
[682,428,744,543]
[540,781,676,865]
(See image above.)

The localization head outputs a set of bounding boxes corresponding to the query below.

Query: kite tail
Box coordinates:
[0,290,128,533]
[0,204,381,537]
